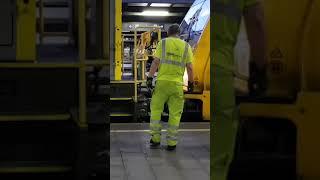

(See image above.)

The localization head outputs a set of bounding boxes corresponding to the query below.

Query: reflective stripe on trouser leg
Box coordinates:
[166,83,184,146]
[150,120,162,143]
[211,66,238,180]
[167,125,179,146]
[150,81,168,143]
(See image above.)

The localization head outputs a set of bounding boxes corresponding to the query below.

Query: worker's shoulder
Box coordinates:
[164,37,186,43]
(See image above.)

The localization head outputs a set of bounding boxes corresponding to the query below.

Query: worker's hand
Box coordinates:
[147,77,153,89]
[188,81,194,93]
[248,61,268,96]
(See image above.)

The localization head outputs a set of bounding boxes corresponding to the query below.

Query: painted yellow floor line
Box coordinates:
[110,129,210,133]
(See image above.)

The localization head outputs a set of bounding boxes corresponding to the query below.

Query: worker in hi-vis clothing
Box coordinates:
[212,0,267,179]
[146,24,194,151]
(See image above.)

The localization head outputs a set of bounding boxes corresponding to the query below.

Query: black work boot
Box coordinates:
[150,139,160,148]
[166,145,176,151]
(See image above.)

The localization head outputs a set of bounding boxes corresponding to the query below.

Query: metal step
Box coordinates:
[123,64,132,68]
[37,0,69,8]
[38,18,70,24]
[110,113,133,117]
[0,114,70,121]
[110,80,135,84]
[37,19,70,34]
[41,32,69,37]
[0,163,72,173]
[110,97,132,101]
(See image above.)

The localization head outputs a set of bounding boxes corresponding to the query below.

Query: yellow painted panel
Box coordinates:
[202,90,210,120]
[184,21,210,121]
[296,1,320,175]
[192,22,210,93]
[0,114,70,121]
[16,0,36,61]
[0,166,71,173]
[263,0,310,97]
[115,0,123,80]
[238,1,320,179]
[299,0,320,91]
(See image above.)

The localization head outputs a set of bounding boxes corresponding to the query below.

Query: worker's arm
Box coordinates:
[186,44,194,82]
[148,57,160,78]
[186,63,194,82]
[243,1,267,68]
[185,43,194,92]
[243,1,268,95]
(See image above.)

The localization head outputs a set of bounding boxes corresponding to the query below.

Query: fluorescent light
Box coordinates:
[172,4,191,7]
[140,10,170,16]
[124,11,183,17]
[150,3,171,7]
[128,3,148,7]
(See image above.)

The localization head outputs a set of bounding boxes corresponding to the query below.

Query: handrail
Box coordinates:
[132,26,162,102]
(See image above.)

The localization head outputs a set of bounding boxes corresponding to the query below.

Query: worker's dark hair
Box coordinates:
[167,24,181,36]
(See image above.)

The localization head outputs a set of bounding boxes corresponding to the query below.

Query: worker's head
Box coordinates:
[167,24,181,37]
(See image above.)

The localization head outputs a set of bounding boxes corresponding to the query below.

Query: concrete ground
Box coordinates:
[110,122,210,180]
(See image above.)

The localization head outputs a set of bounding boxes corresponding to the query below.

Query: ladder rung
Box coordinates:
[137,80,146,83]
[111,80,135,84]
[136,59,148,61]
[85,60,109,66]
[0,114,70,121]
[39,18,70,23]
[37,1,69,8]
[110,97,133,101]
[0,166,72,173]
[110,113,134,117]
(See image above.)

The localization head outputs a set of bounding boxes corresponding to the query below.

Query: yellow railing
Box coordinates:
[133,26,162,102]
[0,0,110,128]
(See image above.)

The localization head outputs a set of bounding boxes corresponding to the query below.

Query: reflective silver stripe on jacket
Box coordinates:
[161,59,186,67]
[162,39,166,60]
[160,39,189,68]
[214,1,242,23]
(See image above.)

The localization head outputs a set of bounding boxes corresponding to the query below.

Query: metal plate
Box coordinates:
[0,0,16,60]
[0,0,13,46]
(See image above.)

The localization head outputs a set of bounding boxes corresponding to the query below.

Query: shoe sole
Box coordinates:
[166,147,176,151]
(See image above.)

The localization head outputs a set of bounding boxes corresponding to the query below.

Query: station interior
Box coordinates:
[1,0,320,180]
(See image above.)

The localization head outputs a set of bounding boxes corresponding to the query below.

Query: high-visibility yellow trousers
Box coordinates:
[211,65,239,180]
[150,80,184,146]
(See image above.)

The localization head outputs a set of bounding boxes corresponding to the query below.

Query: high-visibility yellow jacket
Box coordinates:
[213,0,259,71]
[154,37,194,84]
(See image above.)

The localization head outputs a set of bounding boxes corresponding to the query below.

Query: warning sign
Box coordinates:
[270,60,284,74]
[270,48,284,59]
[269,47,285,74]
